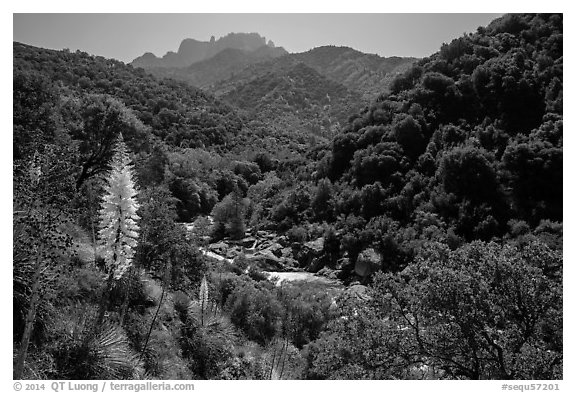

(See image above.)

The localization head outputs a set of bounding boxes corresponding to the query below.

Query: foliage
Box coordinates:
[136,187,205,288]
[225,281,284,346]
[181,277,236,379]
[211,189,248,240]
[64,94,150,189]
[14,42,243,149]
[12,13,562,380]
[13,149,77,378]
[307,241,562,379]
[49,306,143,379]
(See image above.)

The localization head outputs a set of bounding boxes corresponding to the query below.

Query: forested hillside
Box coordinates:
[145,46,288,89]
[221,62,365,140]
[13,13,562,381]
[14,42,243,151]
[257,12,563,264]
[211,46,417,101]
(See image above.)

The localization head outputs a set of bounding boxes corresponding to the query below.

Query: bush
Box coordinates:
[226,283,284,345]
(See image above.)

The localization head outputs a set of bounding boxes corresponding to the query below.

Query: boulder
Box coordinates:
[304,237,324,253]
[209,241,229,255]
[280,247,293,258]
[307,257,324,273]
[354,248,381,278]
[296,237,325,270]
[265,243,284,257]
[246,249,285,271]
[258,240,272,250]
[259,249,282,264]
[226,248,241,259]
[277,235,289,247]
[317,267,335,278]
[347,284,371,300]
[335,257,351,270]
[239,236,257,248]
[283,257,299,269]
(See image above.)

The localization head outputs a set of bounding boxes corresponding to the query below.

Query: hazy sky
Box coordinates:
[13,14,503,63]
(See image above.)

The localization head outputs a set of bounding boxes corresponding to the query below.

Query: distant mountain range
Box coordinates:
[210,46,418,101]
[129,34,419,142]
[145,45,288,89]
[131,35,418,101]
[131,32,285,69]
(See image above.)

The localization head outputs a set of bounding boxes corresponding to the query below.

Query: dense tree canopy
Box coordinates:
[13,13,562,381]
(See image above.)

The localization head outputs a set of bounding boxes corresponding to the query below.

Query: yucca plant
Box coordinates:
[182,275,237,378]
[187,276,236,340]
[95,133,140,327]
[89,323,144,379]
[49,304,143,379]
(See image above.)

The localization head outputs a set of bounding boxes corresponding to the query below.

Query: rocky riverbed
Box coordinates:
[184,221,374,304]
[185,222,347,285]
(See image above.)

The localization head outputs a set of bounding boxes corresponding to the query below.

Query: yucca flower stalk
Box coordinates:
[98,133,139,280]
[95,134,139,327]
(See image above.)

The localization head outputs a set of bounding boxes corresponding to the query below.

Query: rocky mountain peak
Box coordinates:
[131,32,275,69]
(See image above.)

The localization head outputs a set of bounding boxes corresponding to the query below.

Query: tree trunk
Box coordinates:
[119,267,134,326]
[76,162,90,190]
[87,182,97,265]
[140,262,170,362]
[268,339,279,380]
[279,338,288,380]
[95,271,115,329]
[14,246,44,379]
[95,221,121,329]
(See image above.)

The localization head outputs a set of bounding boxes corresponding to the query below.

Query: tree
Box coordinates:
[308,241,562,380]
[135,187,206,368]
[392,114,426,160]
[211,188,247,241]
[502,133,562,224]
[13,150,75,379]
[311,178,334,221]
[13,70,60,160]
[370,241,562,379]
[68,94,149,189]
[96,134,140,326]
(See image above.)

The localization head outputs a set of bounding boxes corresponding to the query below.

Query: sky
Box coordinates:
[13,13,503,63]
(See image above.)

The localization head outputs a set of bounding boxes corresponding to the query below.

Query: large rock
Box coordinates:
[226,248,241,259]
[246,249,286,271]
[239,236,257,248]
[280,247,293,258]
[277,235,289,247]
[209,241,229,256]
[317,267,339,280]
[296,237,325,270]
[283,257,299,269]
[347,284,371,301]
[335,257,351,270]
[304,237,324,253]
[265,243,284,257]
[354,248,381,278]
